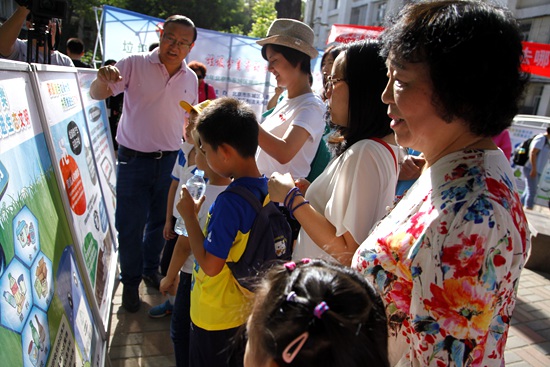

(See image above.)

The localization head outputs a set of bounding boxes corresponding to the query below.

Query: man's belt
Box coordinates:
[118,145,177,159]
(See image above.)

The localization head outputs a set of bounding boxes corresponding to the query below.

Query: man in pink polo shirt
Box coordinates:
[90,15,198,312]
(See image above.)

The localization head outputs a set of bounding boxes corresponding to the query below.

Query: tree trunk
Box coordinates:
[275,0,302,20]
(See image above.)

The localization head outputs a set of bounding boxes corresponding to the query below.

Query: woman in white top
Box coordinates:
[268,40,399,266]
[255,19,325,179]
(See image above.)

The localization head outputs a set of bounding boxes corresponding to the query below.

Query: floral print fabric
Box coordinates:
[352,150,530,367]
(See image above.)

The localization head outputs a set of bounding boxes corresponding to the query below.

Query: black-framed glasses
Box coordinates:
[325,74,347,90]
[163,35,193,50]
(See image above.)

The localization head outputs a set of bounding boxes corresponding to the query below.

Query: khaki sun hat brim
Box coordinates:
[257,35,318,59]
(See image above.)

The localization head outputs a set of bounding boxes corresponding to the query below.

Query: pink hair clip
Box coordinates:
[314,301,329,319]
[301,258,311,264]
[282,332,309,363]
[284,261,296,271]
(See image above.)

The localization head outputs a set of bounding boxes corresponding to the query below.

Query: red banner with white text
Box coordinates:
[521,41,550,78]
[326,24,383,44]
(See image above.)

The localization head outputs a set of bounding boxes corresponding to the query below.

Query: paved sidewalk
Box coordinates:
[108,280,176,367]
[107,271,550,367]
[107,206,550,367]
[506,269,550,366]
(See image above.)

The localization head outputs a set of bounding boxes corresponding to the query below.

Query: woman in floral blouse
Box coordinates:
[352,1,530,366]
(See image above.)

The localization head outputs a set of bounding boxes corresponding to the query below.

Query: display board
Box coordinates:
[0,60,105,367]
[509,118,550,206]
[31,64,118,333]
[76,69,117,244]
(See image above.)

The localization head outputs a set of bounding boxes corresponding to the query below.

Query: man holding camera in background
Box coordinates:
[0,4,73,66]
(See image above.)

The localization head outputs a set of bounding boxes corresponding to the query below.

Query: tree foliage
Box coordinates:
[248,0,277,38]
[95,0,253,34]
[63,0,285,57]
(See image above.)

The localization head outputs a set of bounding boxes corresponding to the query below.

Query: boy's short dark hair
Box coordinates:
[196,97,259,158]
[67,38,85,54]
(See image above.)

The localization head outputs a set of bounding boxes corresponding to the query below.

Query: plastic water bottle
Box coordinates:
[174,169,206,236]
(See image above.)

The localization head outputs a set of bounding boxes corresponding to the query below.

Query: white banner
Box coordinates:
[101,5,324,118]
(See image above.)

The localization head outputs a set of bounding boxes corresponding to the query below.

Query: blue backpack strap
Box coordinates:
[224,185,263,212]
[223,185,292,291]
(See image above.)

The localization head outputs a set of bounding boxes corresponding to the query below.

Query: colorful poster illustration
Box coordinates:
[76,69,117,243]
[32,68,117,331]
[53,246,103,367]
[0,61,105,367]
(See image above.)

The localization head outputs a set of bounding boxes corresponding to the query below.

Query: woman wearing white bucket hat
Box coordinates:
[256,19,325,179]
[255,18,326,241]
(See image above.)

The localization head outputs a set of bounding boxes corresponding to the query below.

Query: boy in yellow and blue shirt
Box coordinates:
[177,97,267,367]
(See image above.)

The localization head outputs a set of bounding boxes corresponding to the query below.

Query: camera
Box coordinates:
[30,0,68,21]
[16,0,69,21]
[15,0,69,63]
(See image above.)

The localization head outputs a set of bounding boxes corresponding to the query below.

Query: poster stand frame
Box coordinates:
[28,63,115,339]
[0,58,109,367]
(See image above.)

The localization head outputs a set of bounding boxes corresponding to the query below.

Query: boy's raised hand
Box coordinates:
[268,172,296,203]
[176,186,206,222]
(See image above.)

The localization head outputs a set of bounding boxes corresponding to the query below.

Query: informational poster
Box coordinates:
[509,119,550,206]
[31,65,117,332]
[52,246,104,367]
[76,69,117,246]
[0,60,105,367]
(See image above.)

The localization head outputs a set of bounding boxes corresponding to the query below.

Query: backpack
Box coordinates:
[512,135,536,166]
[224,186,292,291]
